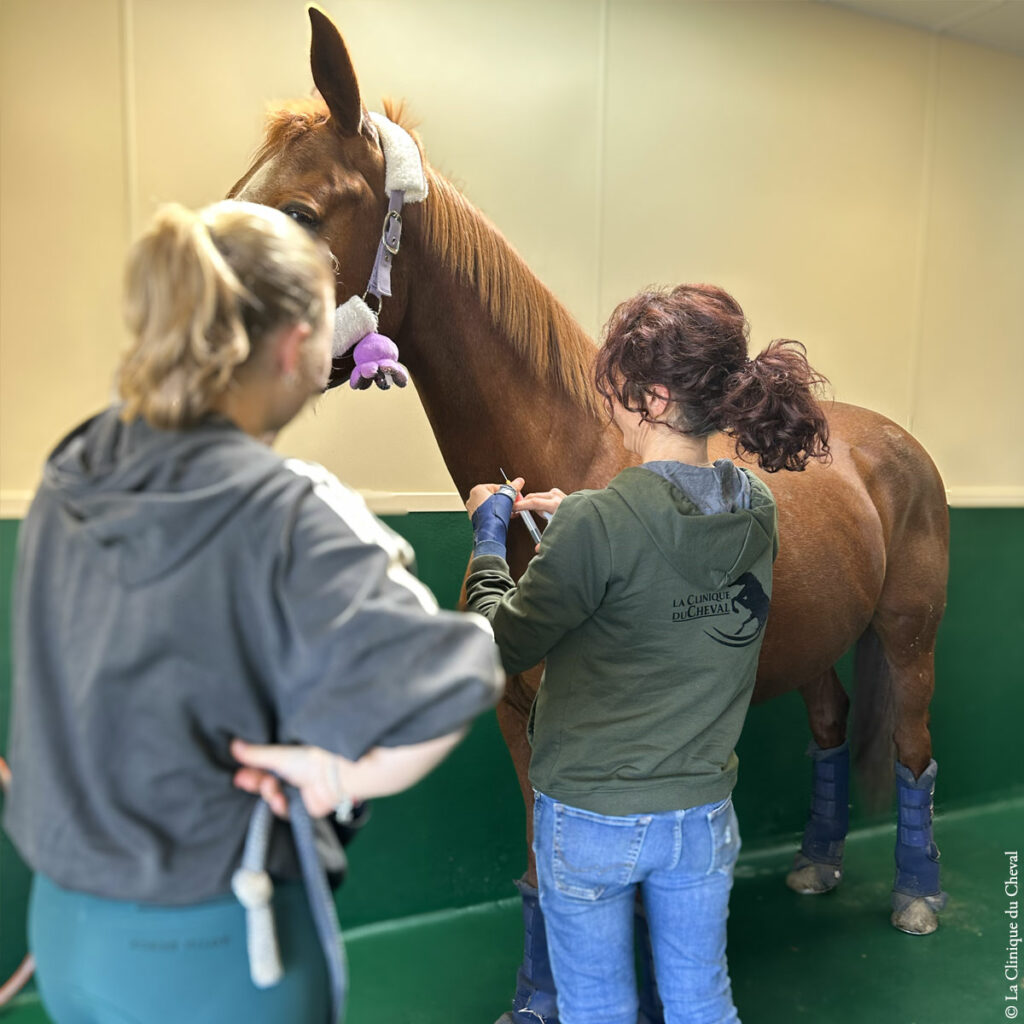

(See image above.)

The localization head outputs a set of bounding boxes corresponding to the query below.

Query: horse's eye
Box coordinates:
[283,205,319,229]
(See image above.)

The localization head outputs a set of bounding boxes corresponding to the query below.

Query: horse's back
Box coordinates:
[813,403,949,602]
[712,402,948,696]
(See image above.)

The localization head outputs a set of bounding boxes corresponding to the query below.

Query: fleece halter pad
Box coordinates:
[367,111,428,202]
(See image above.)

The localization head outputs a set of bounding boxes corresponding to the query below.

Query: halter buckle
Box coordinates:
[382,209,403,255]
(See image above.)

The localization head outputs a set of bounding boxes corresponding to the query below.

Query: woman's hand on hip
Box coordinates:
[231,729,467,819]
[231,739,353,819]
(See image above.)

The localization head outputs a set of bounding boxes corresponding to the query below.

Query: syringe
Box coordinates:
[500,468,544,547]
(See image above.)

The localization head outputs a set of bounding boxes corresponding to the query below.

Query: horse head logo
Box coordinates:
[706,572,770,648]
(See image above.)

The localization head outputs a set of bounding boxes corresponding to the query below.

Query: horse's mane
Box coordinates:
[379,104,601,415]
[417,168,600,415]
[250,97,601,415]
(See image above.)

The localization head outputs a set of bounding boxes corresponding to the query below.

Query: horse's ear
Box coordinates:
[308,6,363,137]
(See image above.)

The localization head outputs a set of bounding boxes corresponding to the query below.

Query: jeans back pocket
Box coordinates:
[707,797,741,875]
[552,803,651,900]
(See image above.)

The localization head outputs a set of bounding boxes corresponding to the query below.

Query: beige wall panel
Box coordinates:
[128,0,313,222]
[128,0,602,503]
[601,1,931,425]
[0,0,128,512]
[2,1,1021,510]
[912,41,1024,501]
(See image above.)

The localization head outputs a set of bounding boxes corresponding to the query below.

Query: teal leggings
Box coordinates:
[29,873,331,1024]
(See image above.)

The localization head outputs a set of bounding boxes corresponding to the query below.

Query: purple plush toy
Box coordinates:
[349,333,409,391]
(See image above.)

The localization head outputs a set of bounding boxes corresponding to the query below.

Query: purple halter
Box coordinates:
[331,113,428,391]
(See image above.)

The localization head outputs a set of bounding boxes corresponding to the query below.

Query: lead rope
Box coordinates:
[289,787,348,1024]
[234,794,347,1024]
[232,801,283,988]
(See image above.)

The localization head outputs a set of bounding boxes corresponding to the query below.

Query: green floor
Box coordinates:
[4,794,1020,1024]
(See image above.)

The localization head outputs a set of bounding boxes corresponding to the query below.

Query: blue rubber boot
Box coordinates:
[787,740,849,894]
[891,758,948,934]
[495,879,560,1024]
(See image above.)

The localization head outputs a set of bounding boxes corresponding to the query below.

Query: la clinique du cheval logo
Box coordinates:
[672,572,770,648]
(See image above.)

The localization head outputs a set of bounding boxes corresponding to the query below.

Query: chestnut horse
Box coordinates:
[230,8,949,1018]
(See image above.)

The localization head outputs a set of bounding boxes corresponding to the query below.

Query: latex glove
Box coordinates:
[515,487,566,518]
[467,478,522,558]
[465,477,523,516]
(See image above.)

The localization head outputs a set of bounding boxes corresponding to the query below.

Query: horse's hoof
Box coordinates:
[786,859,842,894]
[891,897,940,935]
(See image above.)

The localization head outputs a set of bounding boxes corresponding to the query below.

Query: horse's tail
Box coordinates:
[851,624,896,815]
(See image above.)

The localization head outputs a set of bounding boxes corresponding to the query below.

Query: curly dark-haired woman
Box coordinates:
[464,284,830,1024]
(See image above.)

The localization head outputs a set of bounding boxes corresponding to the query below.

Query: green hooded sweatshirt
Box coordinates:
[465,465,778,815]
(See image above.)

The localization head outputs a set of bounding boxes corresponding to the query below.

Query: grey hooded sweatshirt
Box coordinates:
[4,408,503,904]
[465,463,778,816]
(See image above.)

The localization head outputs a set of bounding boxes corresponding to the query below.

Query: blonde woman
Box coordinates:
[4,201,503,1023]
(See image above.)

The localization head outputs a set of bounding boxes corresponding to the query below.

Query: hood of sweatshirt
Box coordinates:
[607,464,776,590]
[39,407,283,587]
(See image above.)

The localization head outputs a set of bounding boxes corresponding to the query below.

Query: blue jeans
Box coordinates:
[533,790,741,1024]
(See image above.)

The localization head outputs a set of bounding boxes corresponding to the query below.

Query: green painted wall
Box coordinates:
[2,508,1023,982]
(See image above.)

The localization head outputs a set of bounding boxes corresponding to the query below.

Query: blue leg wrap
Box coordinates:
[471,487,515,559]
[893,759,948,911]
[800,740,850,866]
[508,879,560,1023]
[634,898,665,1024]
[504,885,672,1024]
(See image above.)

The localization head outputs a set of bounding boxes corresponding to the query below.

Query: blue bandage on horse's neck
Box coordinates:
[800,740,850,865]
[471,488,515,559]
[893,758,947,908]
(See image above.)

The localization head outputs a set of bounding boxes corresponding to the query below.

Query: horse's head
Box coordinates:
[229,8,415,390]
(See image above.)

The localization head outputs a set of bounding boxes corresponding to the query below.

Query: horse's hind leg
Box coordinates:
[860,454,949,934]
[787,668,851,895]
[870,617,948,936]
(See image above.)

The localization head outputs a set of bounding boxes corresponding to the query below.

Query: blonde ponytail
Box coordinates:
[118,201,332,429]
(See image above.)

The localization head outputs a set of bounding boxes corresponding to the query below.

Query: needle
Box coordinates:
[500,468,544,546]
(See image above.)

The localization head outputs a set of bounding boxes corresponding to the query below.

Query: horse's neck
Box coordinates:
[396,181,626,502]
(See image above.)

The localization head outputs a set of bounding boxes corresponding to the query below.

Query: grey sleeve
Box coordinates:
[267,470,504,758]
